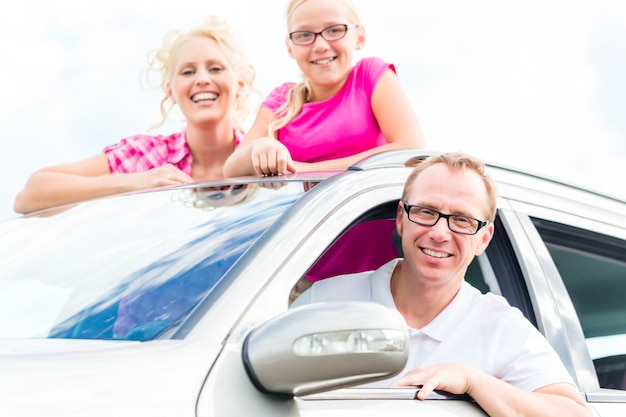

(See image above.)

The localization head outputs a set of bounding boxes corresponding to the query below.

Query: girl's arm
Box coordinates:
[371,67,426,149]
[223,107,296,177]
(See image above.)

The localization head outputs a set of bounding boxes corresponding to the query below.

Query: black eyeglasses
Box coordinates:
[403,203,488,235]
[289,23,358,46]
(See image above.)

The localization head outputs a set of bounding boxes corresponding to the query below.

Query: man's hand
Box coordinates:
[391,363,592,417]
[390,363,473,400]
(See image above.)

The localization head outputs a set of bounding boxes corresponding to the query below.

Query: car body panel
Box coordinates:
[0,339,212,416]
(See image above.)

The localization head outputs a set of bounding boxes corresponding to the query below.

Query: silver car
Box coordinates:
[0,150,624,416]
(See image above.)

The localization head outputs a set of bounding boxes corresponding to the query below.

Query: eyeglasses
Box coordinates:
[403,203,488,235]
[289,23,358,46]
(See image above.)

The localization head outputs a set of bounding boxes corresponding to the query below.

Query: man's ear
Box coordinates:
[394,202,406,257]
[395,201,404,237]
[475,223,494,256]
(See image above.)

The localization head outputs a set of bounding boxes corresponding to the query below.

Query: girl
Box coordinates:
[224,0,425,177]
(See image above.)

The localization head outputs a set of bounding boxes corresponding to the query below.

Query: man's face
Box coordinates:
[396,163,494,288]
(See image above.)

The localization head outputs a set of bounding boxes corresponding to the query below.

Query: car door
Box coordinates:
[496,189,626,417]
[530,216,626,416]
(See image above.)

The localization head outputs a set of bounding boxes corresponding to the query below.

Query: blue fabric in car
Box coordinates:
[113,254,238,340]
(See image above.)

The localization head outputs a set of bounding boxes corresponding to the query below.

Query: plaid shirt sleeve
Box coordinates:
[103,132,191,175]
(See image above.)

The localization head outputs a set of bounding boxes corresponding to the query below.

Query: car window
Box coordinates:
[289,202,399,304]
[533,218,626,391]
[305,218,398,281]
[0,183,304,341]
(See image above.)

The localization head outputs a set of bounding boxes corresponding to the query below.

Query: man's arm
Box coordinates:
[391,363,592,417]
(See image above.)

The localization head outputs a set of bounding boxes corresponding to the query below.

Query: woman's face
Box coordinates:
[168,36,243,127]
[286,0,365,101]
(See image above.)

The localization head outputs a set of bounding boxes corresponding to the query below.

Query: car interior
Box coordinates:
[290,200,493,306]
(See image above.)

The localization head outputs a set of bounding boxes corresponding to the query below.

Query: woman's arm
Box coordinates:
[13,153,190,214]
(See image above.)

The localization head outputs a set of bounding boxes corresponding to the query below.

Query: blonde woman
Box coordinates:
[224,0,425,177]
[14,17,255,214]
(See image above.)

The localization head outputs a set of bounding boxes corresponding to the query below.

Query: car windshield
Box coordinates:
[0,182,304,341]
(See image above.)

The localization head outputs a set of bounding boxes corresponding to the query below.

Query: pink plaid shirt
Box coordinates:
[104,130,242,176]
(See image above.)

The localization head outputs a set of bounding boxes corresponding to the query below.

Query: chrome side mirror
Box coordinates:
[242,301,409,396]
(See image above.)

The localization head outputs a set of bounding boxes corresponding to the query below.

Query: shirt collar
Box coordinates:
[420,282,474,342]
[169,131,191,165]
[234,128,244,147]
[173,128,243,171]
[371,259,401,308]
[371,259,475,342]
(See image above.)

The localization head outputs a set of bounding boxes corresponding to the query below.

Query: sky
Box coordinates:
[0,0,625,221]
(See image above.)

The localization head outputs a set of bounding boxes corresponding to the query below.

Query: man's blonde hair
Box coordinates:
[402,152,498,222]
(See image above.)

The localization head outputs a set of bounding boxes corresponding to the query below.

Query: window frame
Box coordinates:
[501,203,626,402]
[532,217,626,393]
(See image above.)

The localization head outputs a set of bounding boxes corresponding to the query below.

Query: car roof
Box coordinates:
[13,150,625,231]
[351,150,625,232]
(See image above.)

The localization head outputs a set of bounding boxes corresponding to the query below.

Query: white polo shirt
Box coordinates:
[292,259,575,391]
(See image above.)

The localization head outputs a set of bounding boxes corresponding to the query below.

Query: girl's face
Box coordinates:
[286,0,365,101]
[168,36,243,127]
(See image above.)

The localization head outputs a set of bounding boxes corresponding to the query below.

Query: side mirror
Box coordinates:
[242,301,409,396]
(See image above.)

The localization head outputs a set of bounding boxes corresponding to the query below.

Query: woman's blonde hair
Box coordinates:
[146,16,256,131]
[268,0,362,138]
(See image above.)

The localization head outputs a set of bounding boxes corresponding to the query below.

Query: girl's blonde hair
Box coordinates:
[146,16,256,131]
[268,0,362,138]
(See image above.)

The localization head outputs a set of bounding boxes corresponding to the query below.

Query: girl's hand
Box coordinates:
[250,137,296,176]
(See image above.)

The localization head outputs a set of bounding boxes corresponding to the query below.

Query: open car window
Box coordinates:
[290,201,493,305]
[533,218,626,391]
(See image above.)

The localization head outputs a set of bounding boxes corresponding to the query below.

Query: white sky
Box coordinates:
[0,0,625,221]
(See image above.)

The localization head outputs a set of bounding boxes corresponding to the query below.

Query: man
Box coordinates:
[292,152,591,417]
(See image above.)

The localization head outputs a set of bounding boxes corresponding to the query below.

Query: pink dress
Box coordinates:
[263,57,393,162]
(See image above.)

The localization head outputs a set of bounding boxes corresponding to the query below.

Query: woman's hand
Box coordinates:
[136,164,194,189]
